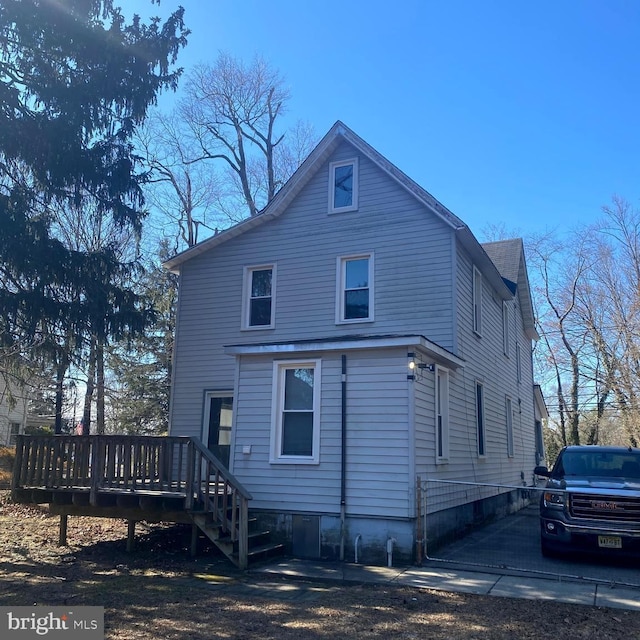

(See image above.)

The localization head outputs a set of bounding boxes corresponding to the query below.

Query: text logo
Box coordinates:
[0,607,103,639]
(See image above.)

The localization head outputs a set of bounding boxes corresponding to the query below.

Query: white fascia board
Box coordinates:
[224,335,465,370]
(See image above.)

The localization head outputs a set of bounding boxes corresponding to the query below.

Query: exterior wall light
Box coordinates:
[407,352,435,380]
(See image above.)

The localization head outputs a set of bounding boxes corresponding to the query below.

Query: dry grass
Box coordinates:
[0,491,639,639]
[0,446,13,486]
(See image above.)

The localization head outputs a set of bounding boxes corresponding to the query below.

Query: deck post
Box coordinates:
[238,497,249,570]
[11,436,24,492]
[58,514,68,546]
[185,440,195,510]
[126,520,136,552]
[89,438,101,506]
[190,523,199,557]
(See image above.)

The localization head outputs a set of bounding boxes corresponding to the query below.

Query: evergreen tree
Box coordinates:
[0,0,188,430]
[108,247,176,435]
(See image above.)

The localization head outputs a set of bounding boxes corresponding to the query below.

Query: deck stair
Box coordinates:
[11,434,284,569]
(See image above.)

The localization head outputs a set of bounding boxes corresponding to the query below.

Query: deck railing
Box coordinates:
[12,434,253,568]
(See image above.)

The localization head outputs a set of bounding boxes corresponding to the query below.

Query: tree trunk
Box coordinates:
[82,337,96,436]
[54,359,68,434]
[96,338,105,434]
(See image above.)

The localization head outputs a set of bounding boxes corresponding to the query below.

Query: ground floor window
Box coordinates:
[476,382,485,457]
[8,422,20,446]
[436,367,449,462]
[271,359,321,464]
[505,396,514,457]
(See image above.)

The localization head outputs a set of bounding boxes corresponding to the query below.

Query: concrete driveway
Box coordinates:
[429,503,640,588]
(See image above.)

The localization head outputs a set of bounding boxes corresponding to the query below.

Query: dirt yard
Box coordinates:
[0,492,638,639]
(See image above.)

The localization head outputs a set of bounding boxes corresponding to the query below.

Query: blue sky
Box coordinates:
[131,0,640,241]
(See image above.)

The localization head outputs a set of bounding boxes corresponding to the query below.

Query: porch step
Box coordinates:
[190,512,284,568]
[234,541,286,564]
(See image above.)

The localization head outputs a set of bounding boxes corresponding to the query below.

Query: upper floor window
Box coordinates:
[270,360,321,464]
[243,265,275,329]
[473,266,483,335]
[502,301,510,356]
[337,254,374,323]
[329,158,358,213]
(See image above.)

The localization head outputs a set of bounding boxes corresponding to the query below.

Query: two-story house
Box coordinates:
[164,121,543,564]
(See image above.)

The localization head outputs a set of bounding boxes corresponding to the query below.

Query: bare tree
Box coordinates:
[180,53,288,218]
[528,232,594,446]
[531,198,640,449]
[137,110,224,253]
[576,198,640,446]
[139,54,316,252]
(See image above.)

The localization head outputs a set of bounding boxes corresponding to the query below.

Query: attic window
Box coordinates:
[329,158,358,213]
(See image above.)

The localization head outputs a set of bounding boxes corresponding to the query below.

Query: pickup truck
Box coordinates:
[534,445,640,557]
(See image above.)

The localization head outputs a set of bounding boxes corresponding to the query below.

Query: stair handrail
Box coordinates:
[12,434,255,570]
[187,437,252,569]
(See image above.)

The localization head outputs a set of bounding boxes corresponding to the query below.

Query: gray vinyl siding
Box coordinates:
[413,243,537,486]
[170,140,456,438]
[414,371,435,471]
[231,348,411,518]
[170,135,539,520]
[439,245,537,485]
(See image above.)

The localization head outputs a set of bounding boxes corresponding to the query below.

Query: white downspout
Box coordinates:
[354,534,362,563]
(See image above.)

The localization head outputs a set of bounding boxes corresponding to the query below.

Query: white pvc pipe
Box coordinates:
[386,537,396,567]
[354,534,362,564]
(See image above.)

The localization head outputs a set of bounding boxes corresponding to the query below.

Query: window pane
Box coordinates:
[476,384,485,456]
[334,164,353,208]
[251,269,272,297]
[284,368,314,410]
[345,259,368,289]
[250,298,272,326]
[282,412,313,456]
[345,289,369,319]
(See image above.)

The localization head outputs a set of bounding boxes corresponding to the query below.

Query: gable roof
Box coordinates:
[163,121,512,300]
[482,239,539,341]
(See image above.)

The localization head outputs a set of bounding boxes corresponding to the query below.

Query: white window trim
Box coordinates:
[476,381,486,457]
[270,359,321,465]
[502,301,510,356]
[505,396,514,458]
[473,266,483,336]
[435,367,450,463]
[328,158,359,213]
[336,253,375,324]
[8,421,21,447]
[241,264,276,330]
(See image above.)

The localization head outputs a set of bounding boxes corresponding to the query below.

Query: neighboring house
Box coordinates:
[164,121,542,564]
[0,377,27,447]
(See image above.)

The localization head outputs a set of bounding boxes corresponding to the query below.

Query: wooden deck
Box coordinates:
[10,435,271,569]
